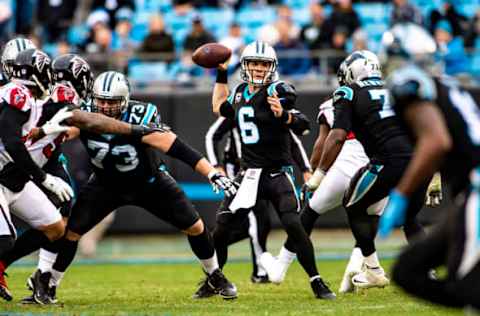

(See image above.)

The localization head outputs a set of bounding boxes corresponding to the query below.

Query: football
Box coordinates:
[192,43,232,68]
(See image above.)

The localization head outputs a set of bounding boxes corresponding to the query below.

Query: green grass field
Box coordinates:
[0,231,464,315]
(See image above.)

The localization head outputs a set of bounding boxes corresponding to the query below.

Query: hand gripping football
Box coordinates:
[192,43,232,68]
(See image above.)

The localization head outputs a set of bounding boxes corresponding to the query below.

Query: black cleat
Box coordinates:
[32,270,54,305]
[311,277,336,300]
[49,285,58,304]
[207,269,237,300]
[250,274,270,284]
[192,278,216,299]
[20,295,37,305]
[0,271,12,302]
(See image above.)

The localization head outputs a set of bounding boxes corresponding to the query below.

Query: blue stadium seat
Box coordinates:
[135,0,172,14]
[129,61,172,82]
[292,7,310,27]
[67,24,89,47]
[282,0,309,9]
[235,6,275,31]
[164,10,195,50]
[354,3,389,24]
[200,8,234,40]
[457,1,480,18]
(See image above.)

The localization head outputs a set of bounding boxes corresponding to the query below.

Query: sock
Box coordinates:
[38,249,58,273]
[0,235,14,259]
[2,229,50,267]
[278,246,296,264]
[309,275,320,282]
[346,247,364,272]
[280,212,319,278]
[187,228,218,274]
[364,251,380,268]
[52,238,78,273]
[50,269,65,287]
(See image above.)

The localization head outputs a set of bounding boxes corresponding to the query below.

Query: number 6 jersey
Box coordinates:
[80,99,163,185]
[219,81,310,170]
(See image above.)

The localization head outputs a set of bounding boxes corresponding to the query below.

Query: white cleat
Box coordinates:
[339,269,361,293]
[259,252,284,284]
[352,265,390,289]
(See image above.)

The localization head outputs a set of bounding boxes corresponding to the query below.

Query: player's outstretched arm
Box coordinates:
[310,124,330,170]
[68,110,135,135]
[142,131,238,197]
[212,62,230,115]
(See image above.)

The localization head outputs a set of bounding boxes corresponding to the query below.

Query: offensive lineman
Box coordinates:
[203,41,335,299]
[31,71,238,304]
[379,23,480,310]
[205,115,312,283]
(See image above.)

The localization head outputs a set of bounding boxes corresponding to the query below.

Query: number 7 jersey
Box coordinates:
[80,99,163,184]
[331,79,413,163]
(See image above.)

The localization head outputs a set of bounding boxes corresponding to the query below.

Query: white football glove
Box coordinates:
[425,172,442,207]
[41,107,73,135]
[42,173,74,203]
[304,168,326,191]
[208,170,238,198]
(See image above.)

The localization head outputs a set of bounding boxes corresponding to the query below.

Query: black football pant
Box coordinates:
[343,160,428,257]
[214,170,320,278]
[393,188,480,309]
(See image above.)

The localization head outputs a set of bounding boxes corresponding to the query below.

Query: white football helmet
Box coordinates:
[343,50,382,85]
[92,71,130,117]
[240,41,278,86]
[1,37,36,79]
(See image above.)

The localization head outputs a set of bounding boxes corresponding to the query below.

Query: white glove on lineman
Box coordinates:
[41,107,73,135]
[42,173,74,203]
[425,172,442,207]
[305,168,326,191]
[208,170,238,198]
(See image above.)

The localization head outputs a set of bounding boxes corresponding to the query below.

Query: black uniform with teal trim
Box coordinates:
[332,78,427,256]
[213,80,322,281]
[387,64,480,309]
[67,100,200,235]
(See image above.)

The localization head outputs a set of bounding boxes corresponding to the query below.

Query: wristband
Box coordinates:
[280,110,289,123]
[216,69,228,84]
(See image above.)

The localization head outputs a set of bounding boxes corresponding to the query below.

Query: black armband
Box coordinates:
[216,69,228,84]
[166,137,203,169]
[280,110,290,124]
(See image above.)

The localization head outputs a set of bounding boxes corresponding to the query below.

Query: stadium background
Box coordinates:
[2,0,479,233]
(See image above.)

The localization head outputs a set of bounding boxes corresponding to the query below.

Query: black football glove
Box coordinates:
[208,172,238,198]
[131,123,171,137]
[300,183,313,209]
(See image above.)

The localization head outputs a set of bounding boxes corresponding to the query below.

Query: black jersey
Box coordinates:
[80,99,162,186]
[332,79,413,163]
[219,81,309,169]
[388,64,480,195]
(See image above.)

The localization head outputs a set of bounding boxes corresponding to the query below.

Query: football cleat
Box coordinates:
[207,269,237,300]
[311,277,336,300]
[0,261,12,301]
[352,265,390,289]
[259,252,285,284]
[20,295,37,305]
[32,269,54,305]
[250,274,270,284]
[192,277,216,299]
[339,269,361,293]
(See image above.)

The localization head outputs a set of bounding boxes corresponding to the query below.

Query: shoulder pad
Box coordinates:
[124,100,159,125]
[267,81,296,97]
[0,84,31,112]
[227,83,247,104]
[387,65,437,103]
[50,84,79,105]
[333,86,354,103]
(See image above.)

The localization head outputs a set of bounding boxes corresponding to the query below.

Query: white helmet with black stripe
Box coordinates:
[240,41,278,86]
[344,50,382,85]
[92,71,130,117]
[1,37,36,79]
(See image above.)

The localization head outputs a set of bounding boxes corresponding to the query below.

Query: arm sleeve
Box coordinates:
[289,130,311,172]
[205,117,233,166]
[331,86,354,132]
[0,106,46,183]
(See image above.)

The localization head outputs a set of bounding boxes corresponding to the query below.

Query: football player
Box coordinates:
[0,51,160,303]
[1,37,36,81]
[32,71,238,304]
[202,41,335,299]
[379,23,480,310]
[205,115,312,283]
[302,49,430,290]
